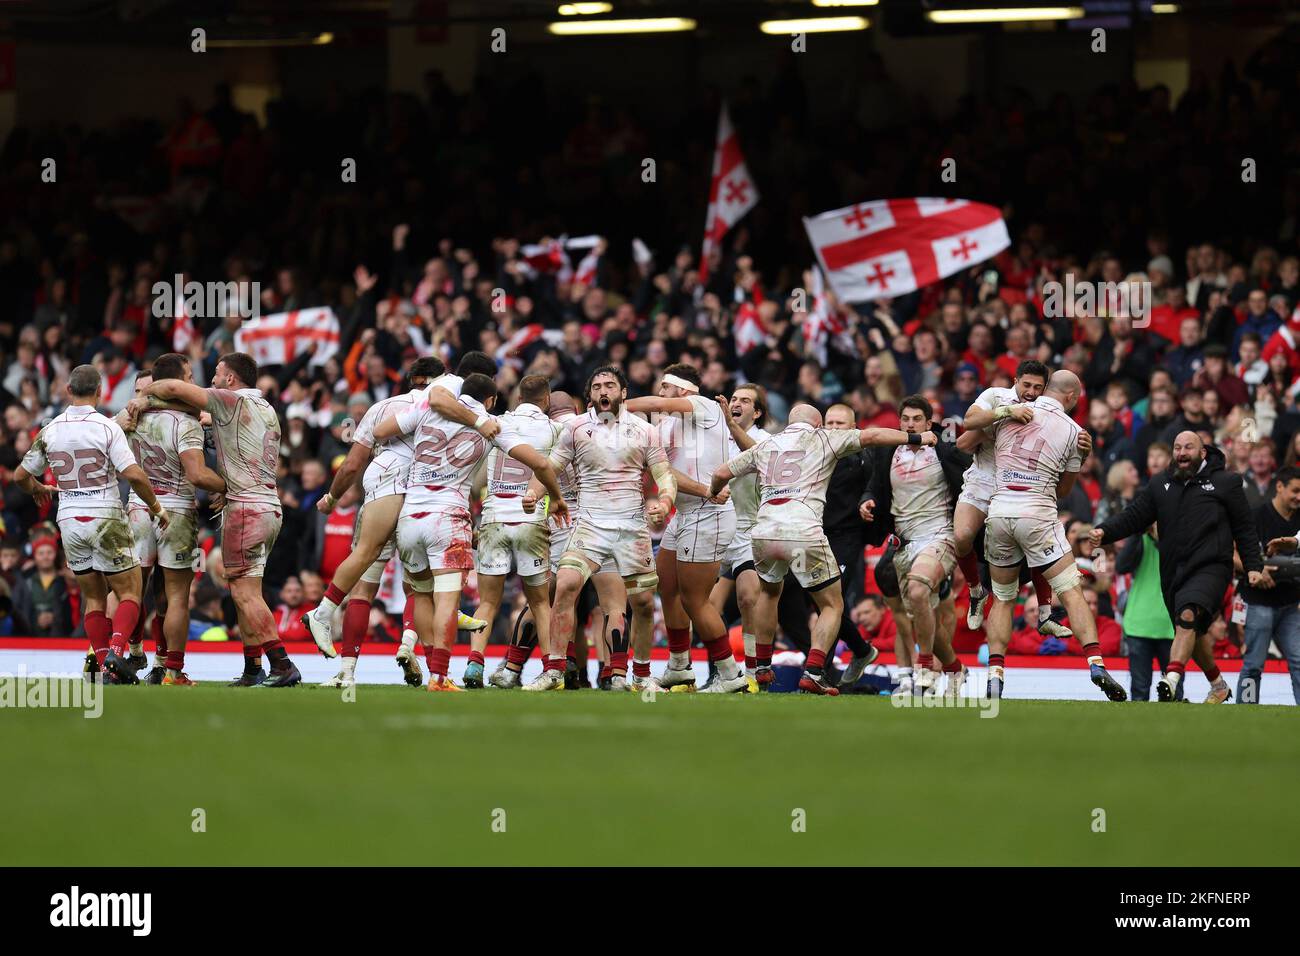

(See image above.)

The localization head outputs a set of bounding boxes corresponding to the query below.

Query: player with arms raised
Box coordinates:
[981,370,1126,701]
[16,364,169,683]
[710,403,927,695]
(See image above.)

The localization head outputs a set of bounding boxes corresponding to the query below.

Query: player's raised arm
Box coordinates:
[625,395,694,416]
[965,399,1033,430]
[145,377,211,413]
[859,426,937,448]
[180,449,227,496]
[426,383,500,439]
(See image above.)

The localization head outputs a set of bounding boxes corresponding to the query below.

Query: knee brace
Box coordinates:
[407,574,433,593]
[624,572,659,595]
[558,553,594,584]
[360,561,385,585]
[991,579,1020,602]
[1176,604,1210,635]
[433,573,461,593]
[904,573,940,610]
[522,570,550,588]
[1045,565,1081,596]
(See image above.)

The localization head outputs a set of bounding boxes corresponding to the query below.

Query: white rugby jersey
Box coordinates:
[549,408,667,521]
[727,423,862,540]
[353,388,423,493]
[889,444,953,542]
[396,394,520,513]
[481,403,562,524]
[123,408,205,511]
[205,387,281,506]
[726,424,768,534]
[551,409,580,508]
[22,405,137,518]
[967,386,1021,476]
[987,395,1083,521]
[657,394,734,516]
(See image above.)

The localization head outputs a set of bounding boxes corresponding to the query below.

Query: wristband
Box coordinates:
[474,414,489,429]
[908,433,922,445]
[323,492,336,508]
[993,405,1013,421]
[150,501,164,516]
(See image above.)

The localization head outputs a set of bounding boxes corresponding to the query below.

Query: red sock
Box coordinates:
[85,610,111,666]
[633,659,650,677]
[988,653,1005,669]
[545,656,565,672]
[506,644,533,667]
[151,615,165,656]
[430,647,450,677]
[957,552,981,589]
[468,650,485,667]
[1168,659,1186,676]
[324,582,347,606]
[609,651,628,674]
[667,626,691,654]
[1030,569,1052,608]
[703,634,734,663]
[261,637,290,670]
[1081,641,1101,660]
[341,599,371,659]
[402,594,415,633]
[1204,663,1221,682]
[756,642,773,667]
[599,663,612,680]
[806,648,827,672]
[745,654,756,669]
[165,649,185,671]
[110,599,141,655]
[243,645,262,670]
[917,652,933,671]
[423,645,437,668]
[943,658,963,673]
[565,641,576,658]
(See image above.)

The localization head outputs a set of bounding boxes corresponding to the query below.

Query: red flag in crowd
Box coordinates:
[733,302,767,354]
[233,307,340,369]
[699,103,759,284]
[803,265,854,364]
[803,198,1010,302]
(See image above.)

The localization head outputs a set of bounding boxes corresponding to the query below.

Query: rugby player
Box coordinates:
[135,352,300,686]
[981,370,1126,701]
[121,354,227,685]
[627,363,744,693]
[710,402,929,695]
[373,373,568,691]
[310,357,444,688]
[17,364,170,683]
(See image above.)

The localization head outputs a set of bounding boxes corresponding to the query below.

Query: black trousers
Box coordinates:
[776,534,871,660]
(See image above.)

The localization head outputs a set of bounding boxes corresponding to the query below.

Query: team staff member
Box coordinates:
[1236,466,1300,705]
[1091,432,1266,702]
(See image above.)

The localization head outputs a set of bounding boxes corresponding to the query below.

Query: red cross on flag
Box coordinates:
[234,307,341,369]
[803,198,1009,302]
[700,103,759,283]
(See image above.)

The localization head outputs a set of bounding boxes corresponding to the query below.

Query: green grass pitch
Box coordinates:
[4,684,1298,866]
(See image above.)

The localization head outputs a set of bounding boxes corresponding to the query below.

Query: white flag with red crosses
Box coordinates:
[233,307,341,369]
[699,103,759,284]
[803,198,1009,303]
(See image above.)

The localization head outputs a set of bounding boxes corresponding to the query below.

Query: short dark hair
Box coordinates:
[662,362,701,389]
[518,374,550,406]
[461,373,498,405]
[585,364,627,400]
[408,356,446,381]
[218,352,258,388]
[1016,360,1050,382]
[1275,466,1300,488]
[68,364,101,398]
[734,383,767,426]
[456,351,497,378]
[151,352,189,382]
[899,394,933,421]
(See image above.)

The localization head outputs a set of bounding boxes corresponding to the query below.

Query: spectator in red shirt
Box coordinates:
[1010,590,1121,656]
[852,594,897,654]
[849,385,899,430]
[995,324,1033,380]
[1192,343,1249,410]
[274,575,316,642]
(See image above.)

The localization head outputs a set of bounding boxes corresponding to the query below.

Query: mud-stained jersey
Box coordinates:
[481,403,562,525]
[726,423,862,539]
[22,405,138,518]
[657,395,733,516]
[987,394,1083,520]
[396,395,522,513]
[551,409,580,509]
[204,387,281,506]
[352,388,423,493]
[889,444,953,542]
[123,409,205,511]
[726,425,768,533]
[549,408,667,520]
[968,386,1021,476]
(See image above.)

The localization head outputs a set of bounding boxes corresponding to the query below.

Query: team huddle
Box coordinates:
[15,347,1239,700]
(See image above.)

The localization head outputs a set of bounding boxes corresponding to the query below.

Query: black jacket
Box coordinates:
[1097,444,1263,597]
[823,450,873,543]
[861,434,971,547]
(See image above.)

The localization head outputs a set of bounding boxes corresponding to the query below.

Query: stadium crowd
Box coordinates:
[3,29,1300,693]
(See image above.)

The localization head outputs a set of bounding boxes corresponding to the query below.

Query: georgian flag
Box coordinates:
[700,103,759,283]
[803,266,855,364]
[803,198,1010,303]
[233,307,340,369]
[733,302,767,355]
[496,323,565,370]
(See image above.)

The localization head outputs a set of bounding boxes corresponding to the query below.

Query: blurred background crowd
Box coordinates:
[3,21,1300,679]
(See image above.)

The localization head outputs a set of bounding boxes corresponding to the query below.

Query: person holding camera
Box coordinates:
[1237,465,1300,704]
